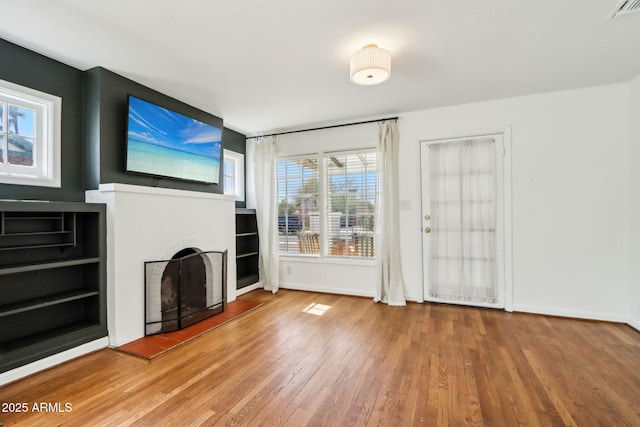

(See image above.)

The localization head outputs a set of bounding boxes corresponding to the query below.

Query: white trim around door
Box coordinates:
[420,132,512,310]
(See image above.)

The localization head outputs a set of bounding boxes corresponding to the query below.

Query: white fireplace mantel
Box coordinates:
[86,183,237,347]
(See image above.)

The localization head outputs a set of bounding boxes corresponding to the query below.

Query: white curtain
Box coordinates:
[375,120,406,306]
[253,136,280,293]
[428,138,497,303]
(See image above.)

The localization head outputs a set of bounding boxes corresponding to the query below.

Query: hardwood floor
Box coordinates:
[1,289,639,426]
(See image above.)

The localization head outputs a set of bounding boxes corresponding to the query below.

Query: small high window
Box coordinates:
[223,149,245,201]
[0,79,61,187]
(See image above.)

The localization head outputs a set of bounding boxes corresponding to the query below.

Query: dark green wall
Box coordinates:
[0,38,86,201]
[222,127,247,208]
[84,67,228,193]
[1,40,247,200]
[223,128,246,154]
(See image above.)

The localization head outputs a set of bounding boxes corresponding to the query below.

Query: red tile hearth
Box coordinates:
[115,299,263,359]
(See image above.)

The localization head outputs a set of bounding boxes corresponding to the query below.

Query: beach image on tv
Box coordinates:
[126,96,222,184]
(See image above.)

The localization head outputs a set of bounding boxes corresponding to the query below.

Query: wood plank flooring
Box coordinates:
[1,289,639,426]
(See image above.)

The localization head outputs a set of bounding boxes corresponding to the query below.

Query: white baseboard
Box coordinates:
[628,318,640,332]
[0,337,109,387]
[236,281,262,296]
[403,293,423,303]
[279,283,427,304]
[280,282,375,299]
[513,304,628,323]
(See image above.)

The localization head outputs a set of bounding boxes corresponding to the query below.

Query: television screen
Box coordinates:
[126,95,222,184]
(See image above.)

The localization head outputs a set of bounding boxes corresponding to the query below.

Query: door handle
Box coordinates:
[424,227,431,233]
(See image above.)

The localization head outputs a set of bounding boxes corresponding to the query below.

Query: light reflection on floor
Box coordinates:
[302,303,331,316]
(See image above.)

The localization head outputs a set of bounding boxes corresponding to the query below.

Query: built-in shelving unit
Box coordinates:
[0,201,107,373]
[236,208,259,289]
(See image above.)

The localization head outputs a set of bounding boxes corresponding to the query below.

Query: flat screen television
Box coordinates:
[126,95,222,184]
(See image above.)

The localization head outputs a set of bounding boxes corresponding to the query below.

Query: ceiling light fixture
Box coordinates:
[350,44,391,86]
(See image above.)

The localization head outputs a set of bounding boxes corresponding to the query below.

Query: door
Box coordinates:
[420,134,505,308]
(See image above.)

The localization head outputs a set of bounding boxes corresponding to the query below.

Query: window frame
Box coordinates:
[324,148,378,260]
[222,149,245,201]
[276,153,321,257]
[0,78,61,187]
[276,148,378,263]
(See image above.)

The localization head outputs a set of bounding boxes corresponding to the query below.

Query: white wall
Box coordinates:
[273,124,379,297]
[249,83,633,323]
[400,83,631,321]
[629,74,640,330]
[87,184,237,346]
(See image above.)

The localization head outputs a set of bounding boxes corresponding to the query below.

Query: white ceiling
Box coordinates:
[1,0,639,136]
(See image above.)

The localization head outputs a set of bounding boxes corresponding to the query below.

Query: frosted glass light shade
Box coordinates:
[350,44,391,85]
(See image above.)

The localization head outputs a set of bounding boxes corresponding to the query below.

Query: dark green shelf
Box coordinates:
[0,257,101,276]
[0,322,106,373]
[237,274,260,288]
[3,215,64,220]
[0,241,76,251]
[0,230,71,235]
[0,289,100,318]
[0,201,106,374]
[236,251,259,259]
[236,209,259,290]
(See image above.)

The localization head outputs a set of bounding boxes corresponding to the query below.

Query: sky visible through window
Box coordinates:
[7,105,35,137]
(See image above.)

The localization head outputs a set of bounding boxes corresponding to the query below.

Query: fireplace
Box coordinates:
[145,249,227,335]
[86,183,236,346]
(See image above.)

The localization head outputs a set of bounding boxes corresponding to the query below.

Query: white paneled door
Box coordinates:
[421,134,506,308]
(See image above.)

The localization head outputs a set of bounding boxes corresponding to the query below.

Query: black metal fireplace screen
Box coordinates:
[145,249,227,335]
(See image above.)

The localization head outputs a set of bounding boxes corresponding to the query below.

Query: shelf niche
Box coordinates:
[0,201,107,373]
[236,209,259,289]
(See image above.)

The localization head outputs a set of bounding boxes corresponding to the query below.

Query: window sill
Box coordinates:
[279,254,375,267]
[0,172,61,188]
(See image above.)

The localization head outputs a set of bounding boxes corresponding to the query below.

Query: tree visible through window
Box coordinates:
[0,103,36,166]
[0,78,61,187]
[325,151,377,258]
[276,150,378,258]
[277,156,320,254]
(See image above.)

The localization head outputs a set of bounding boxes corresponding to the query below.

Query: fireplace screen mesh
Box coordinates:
[145,249,226,335]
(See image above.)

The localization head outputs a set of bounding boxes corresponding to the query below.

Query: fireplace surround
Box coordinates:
[86,183,236,346]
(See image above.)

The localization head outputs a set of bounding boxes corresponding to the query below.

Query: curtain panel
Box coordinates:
[427,138,497,303]
[375,120,406,305]
[253,136,280,293]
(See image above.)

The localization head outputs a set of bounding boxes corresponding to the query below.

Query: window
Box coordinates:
[277,155,320,254]
[0,78,61,187]
[325,151,377,258]
[223,149,245,201]
[276,149,378,259]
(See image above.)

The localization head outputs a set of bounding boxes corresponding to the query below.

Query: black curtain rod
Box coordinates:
[248,116,398,139]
